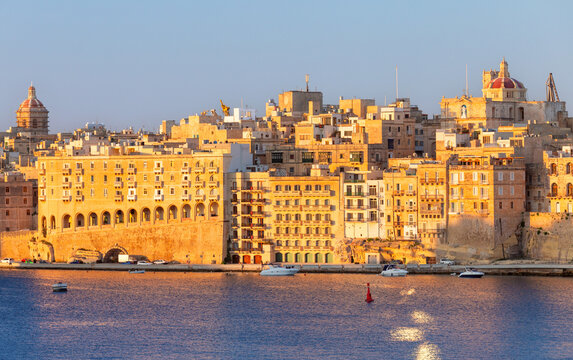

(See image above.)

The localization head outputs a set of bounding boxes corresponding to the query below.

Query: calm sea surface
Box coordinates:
[1,270,572,360]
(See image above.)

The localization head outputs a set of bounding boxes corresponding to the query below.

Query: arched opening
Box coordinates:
[103,246,128,263]
[128,209,137,223]
[325,253,333,263]
[142,208,151,222]
[285,253,293,263]
[182,204,191,219]
[295,253,302,263]
[232,255,240,264]
[168,205,178,220]
[551,164,558,175]
[304,253,312,263]
[62,214,71,229]
[519,107,524,121]
[196,203,205,217]
[551,183,558,197]
[50,216,56,230]
[89,213,98,226]
[275,252,283,262]
[210,202,219,217]
[155,207,164,221]
[102,211,111,225]
[315,253,324,263]
[254,255,262,264]
[567,183,573,197]
[567,163,572,174]
[509,107,513,119]
[115,210,124,224]
[41,216,47,233]
[243,255,251,264]
[76,214,85,228]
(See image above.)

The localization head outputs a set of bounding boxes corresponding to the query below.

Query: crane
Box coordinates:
[546,73,560,102]
[220,100,230,116]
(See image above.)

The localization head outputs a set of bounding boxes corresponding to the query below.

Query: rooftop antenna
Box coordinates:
[395,66,398,100]
[546,73,560,102]
[305,74,309,92]
[466,64,470,97]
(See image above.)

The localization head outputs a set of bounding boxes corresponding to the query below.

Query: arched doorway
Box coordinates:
[315,253,323,263]
[285,253,293,263]
[182,204,191,219]
[304,253,312,263]
[76,214,85,228]
[141,208,151,222]
[254,255,262,264]
[295,253,302,263]
[210,202,219,217]
[243,255,251,264]
[232,255,240,264]
[325,253,333,263]
[275,253,283,262]
[103,245,128,263]
[115,210,124,224]
[102,211,111,225]
[128,209,137,223]
[168,205,178,220]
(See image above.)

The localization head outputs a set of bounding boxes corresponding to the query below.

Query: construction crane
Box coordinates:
[546,73,560,102]
[220,100,230,116]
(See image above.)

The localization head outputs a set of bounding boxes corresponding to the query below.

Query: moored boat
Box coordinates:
[52,282,68,292]
[260,264,299,276]
[380,264,408,277]
[129,269,145,274]
[458,267,484,278]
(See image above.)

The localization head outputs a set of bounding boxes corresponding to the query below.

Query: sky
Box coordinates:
[0,0,572,133]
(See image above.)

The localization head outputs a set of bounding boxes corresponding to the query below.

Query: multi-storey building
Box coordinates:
[37,150,231,263]
[382,167,419,241]
[342,170,385,240]
[0,172,36,232]
[545,147,573,213]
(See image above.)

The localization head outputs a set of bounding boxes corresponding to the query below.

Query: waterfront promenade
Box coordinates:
[2,262,573,276]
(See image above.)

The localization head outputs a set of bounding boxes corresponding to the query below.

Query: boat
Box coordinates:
[380,264,408,277]
[129,269,145,274]
[52,282,68,292]
[260,264,299,276]
[458,267,484,278]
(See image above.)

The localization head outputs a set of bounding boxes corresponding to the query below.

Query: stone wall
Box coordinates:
[44,219,225,263]
[0,230,36,260]
[522,212,573,262]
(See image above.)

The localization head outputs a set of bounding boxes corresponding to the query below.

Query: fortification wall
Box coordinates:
[0,230,36,260]
[522,212,573,262]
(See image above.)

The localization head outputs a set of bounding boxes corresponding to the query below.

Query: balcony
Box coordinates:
[194,181,205,187]
[154,194,164,201]
[250,211,265,217]
[276,191,301,197]
[308,205,331,211]
[75,182,84,188]
[75,195,84,202]
[127,167,136,174]
[114,182,123,188]
[303,189,332,197]
[154,181,164,188]
[181,167,190,174]
[181,194,191,201]
[195,195,206,201]
[242,186,266,192]
[39,195,46,201]
[154,167,164,174]
[420,194,444,201]
[208,167,218,173]
[62,168,71,176]
[39,181,46,189]
[193,167,204,174]
[62,195,72,202]
[231,187,240,192]
[392,190,404,196]
[346,192,365,197]
[39,168,46,175]
[182,180,190,188]
[114,168,123,175]
[62,182,72,189]
[346,205,367,210]
[405,191,416,196]
[127,181,137,188]
[114,195,123,202]
[127,194,137,201]
[74,168,84,175]
[208,181,219,187]
[208,194,220,201]
[420,177,445,185]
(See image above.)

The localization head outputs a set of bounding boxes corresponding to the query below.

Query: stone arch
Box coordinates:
[304,253,312,263]
[89,212,98,226]
[168,205,178,220]
[275,252,283,262]
[254,255,262,264]
[285,253,293,263]
[182,204,191,219]
[209,160,214,168]
[76,213,85,228]
[102,211,111,225]
[141,207,151,222]
[196,188,205,196]
[325,253,333,263]
[210,188,218,196]
[295,253,302,263]
[62,214,71,229]
[115,210,124,224]
[551,164,558,175]
[103,245,128,263]
[567,163,572,174]
[209,202,219,217]
[196,203,205,217]
[232,254,240,264]
[315,253,323,263]
[243,255,251,264]
[568,183,573,197]
[154,206,165,221]
[128,209,137,223]
[50,215,56,230]
[41,216,47,234]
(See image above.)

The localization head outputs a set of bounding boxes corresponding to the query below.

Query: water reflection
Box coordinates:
[391,327,424,342]
[415,342,441,360]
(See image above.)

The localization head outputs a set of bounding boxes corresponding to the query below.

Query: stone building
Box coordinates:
[545,147,573,213]
[15,85,49,134]
[0,172,36,232]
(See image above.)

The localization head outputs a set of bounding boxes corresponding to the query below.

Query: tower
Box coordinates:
[16,84,49,134]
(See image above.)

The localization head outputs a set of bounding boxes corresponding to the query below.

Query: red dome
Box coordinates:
[17,86,47,111]
[487,77,524,89]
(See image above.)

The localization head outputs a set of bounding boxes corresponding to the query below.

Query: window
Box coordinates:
[271,152,283,163]
[498,173,503,181]
[275,185,281,191]
[302,152,314,163]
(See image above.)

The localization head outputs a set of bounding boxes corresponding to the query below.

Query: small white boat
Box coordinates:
[458,267,484,278]
[129,269,145,274]
[380,264,408,277]
[52,282,68,292]
[260,264,299,276]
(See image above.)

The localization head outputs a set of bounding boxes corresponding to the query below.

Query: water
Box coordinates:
[1,270,573,360]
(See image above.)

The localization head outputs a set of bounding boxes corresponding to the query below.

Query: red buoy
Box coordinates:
[365,283,374,303]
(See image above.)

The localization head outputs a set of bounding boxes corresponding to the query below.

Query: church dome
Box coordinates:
[17,85,47,111]
[487,77,524,89]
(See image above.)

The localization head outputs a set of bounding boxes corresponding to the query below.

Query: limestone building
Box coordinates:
[0,172,36,232]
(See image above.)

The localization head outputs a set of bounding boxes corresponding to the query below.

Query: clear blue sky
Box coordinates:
[0,0,571,132]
